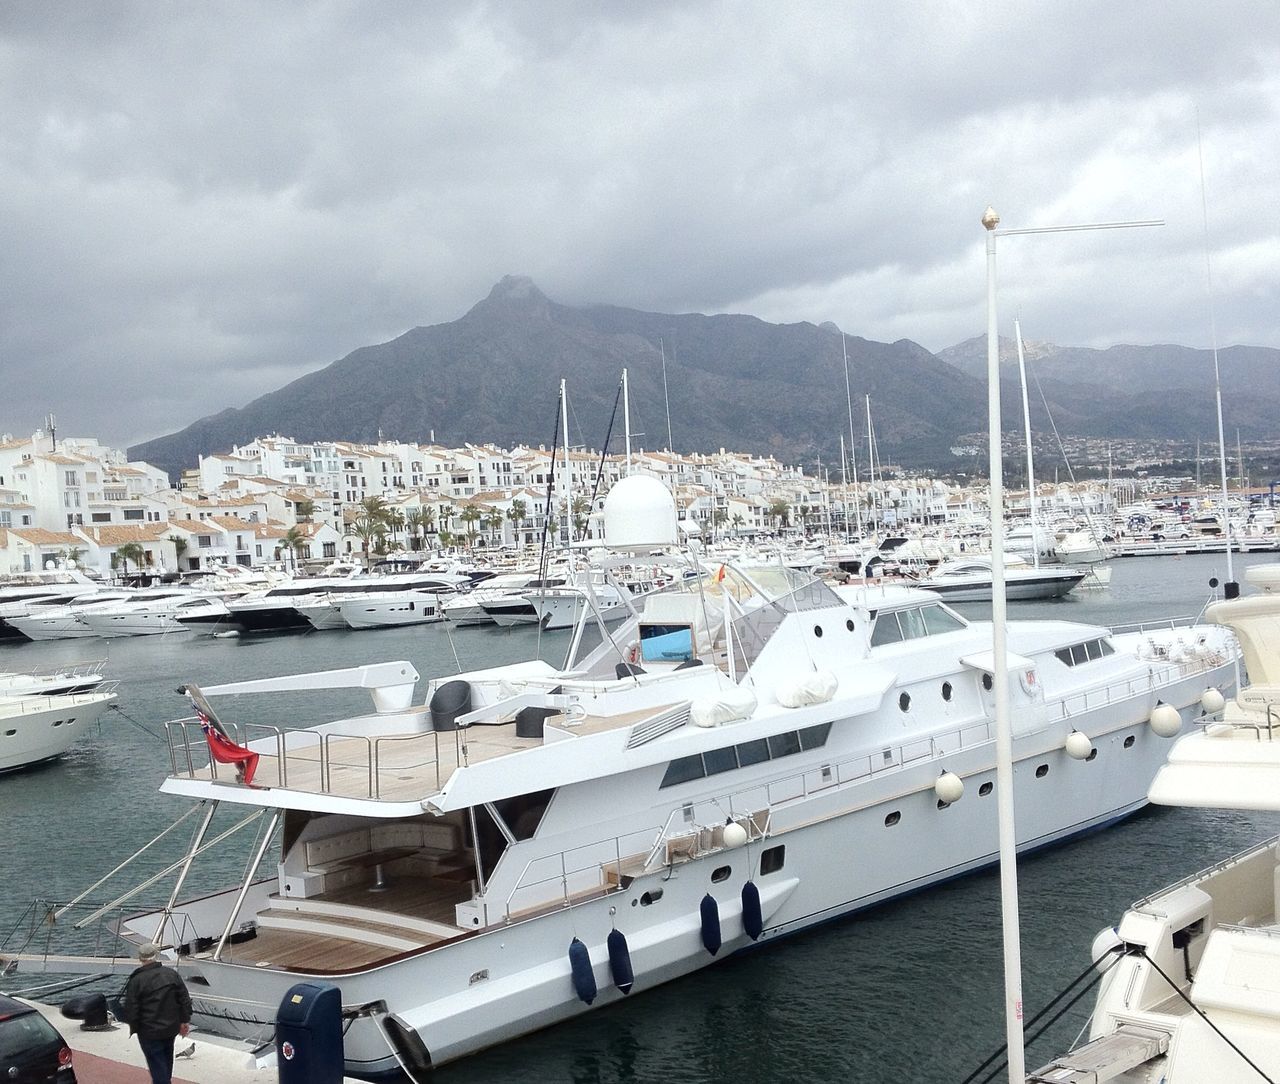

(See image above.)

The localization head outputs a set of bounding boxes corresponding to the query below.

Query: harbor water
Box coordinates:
[2,552,1276,1083]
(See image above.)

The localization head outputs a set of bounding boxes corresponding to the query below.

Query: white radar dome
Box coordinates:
[603,475,678,552]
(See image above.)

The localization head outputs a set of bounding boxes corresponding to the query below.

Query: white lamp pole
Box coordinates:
[982,207,1161,1082]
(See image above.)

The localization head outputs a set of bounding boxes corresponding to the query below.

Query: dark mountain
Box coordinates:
[937,336,1280,440]
[130,277,987,477]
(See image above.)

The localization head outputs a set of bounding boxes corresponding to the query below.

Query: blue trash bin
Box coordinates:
[276,981,344,1084]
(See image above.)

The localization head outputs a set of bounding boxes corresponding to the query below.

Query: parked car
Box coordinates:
[0,995,76,1083]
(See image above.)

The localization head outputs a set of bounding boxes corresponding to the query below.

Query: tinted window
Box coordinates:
[870,613,902,646]
[768,731,802,759]
[1099,638,1116,656]
[1086,639,1102,661]
[702,745,739,776]
[761,845,785,875]
[0,1011,60,1058]
[660,755,706,788]
[921,605,966,634]
[736,739,771,767]
[897,608,927,640]
[1071,644,1089,666]
[798,722,832,750]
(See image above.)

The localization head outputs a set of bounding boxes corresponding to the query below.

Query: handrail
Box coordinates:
[2,682,120,715]
[1132,835,1279,912]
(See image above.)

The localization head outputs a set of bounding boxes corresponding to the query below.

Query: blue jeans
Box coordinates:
[138,1034,176,1084]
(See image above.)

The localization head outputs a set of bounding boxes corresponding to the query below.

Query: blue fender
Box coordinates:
[741,881,763,941]
[700,894,722,956]
[607,928,634,994]
[568,937,597,1004]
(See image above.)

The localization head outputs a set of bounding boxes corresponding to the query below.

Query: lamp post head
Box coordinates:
[982,206,1000,231]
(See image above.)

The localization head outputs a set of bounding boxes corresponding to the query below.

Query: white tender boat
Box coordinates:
[0,478,1239,1078]
[1031,564,1280,1084]
[0,685,118,773]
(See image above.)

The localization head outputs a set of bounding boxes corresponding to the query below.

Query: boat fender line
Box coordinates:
[607,929,634,994]
[700,894,722,956]
[741,881,763,941]
[568,937,597,1004]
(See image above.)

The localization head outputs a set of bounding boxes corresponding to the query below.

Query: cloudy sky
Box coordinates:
[2,1,1278,449]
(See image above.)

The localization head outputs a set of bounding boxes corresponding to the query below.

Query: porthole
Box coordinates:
[941,681,953,702]
[884,811,901,827]
[4,729,15,737]
[1035,764,1049,778]
[640,888,664,906]
[982,673,993,691]
[979,781,993,797]
[936,799,950,810]
[1086,748,1098,762]
[711,865,731,883]
[846,619,855,632]
[1124,735,1136,749]
[899,692,911,712]
[814,625,824,638]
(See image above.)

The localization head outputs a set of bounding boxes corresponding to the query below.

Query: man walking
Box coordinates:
[119,942,192,1084]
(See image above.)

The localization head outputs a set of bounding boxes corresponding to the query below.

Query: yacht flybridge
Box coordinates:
[0,477,1239,1079]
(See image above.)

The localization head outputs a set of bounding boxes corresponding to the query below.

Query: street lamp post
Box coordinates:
[982,207,1161,1082]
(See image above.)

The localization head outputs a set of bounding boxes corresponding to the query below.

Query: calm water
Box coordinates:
[2,552,1276,1083]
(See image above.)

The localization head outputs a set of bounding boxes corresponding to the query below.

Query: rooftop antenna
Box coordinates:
[46,412,56,452]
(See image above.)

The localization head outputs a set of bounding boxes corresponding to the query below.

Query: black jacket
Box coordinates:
[120,961,192,1040]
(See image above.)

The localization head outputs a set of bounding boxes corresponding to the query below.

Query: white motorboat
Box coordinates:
[440,571,546,626]
[0,573,99,640]
[910,555,1085,602]
[1,477,1239,1078]
[76,589,224,638]
[338,590,445,629]
[1030,563,1280,1083]
[0,685,118,773]
[528,580,633,630]
[480,578,567,626]
[6,590,140,641]
[298,573,466,631]
[0,660,107,698]
[1053,528,1114,565]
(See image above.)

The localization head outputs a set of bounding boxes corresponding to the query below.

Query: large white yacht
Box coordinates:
[440,571,545,626]
[0,478,1238,1078]
[0,681,118,773]
[1030,564,1280,1083]
[911,554,1086,602]
[6,589,139,640]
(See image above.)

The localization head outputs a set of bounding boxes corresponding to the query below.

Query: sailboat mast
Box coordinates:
[622,367,633,473]
[659,339,674,451]
[841,333,862,535]
[865,395,876,528]
[1015,319,1040,569]
[560,378,571,546]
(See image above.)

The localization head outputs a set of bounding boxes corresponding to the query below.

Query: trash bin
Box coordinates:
[276,981,343,1084]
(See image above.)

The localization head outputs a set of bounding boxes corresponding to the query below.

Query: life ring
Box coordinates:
[1019,669,1038,695]
[626,641,641,665]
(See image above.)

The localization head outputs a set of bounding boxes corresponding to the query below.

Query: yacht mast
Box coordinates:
[622,367,633,474]
[560,378,572,546]
[1015,319,1040,569]
[841,332,862,535]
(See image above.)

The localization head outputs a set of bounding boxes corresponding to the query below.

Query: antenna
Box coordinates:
[46,412,57,451]
[841,333,861,535]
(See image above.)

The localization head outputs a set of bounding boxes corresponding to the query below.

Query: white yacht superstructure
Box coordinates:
[0,478,1239,1078]
[1031,564,1280,1084]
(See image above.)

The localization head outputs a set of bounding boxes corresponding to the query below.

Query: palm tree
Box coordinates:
[384,509,406,551]
[767,497,791,530]
[571,495,592,539]
[484,511,504,546]
[458,506,482,547]
[280,526,306,571]
[350,511,382,564]
[168,535,188,570]
[117,541,147,576]
[712,508,728,540]
[507,498,527,547]
[731,513,745,535]
[359,495,389,524]
[294,498,315,523]
[405,508,429,552]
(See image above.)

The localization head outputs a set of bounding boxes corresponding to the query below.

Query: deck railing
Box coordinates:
[165,716,459,798]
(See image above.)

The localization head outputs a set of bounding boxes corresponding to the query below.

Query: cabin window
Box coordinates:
[846,619,855,632]
[660,755,706,788]
[798,722,832,750]
[870,613,903,646]
[982,673,993,691]
[897,608,927,640]
[979,781,994,797]
[767,731,802,759]
[711,865,732,883]
[1123,735,1136,749]
[899,692,911,712]
[941,681,953,701]
[735,739,772,767]
[921,606,966,635]
[1086,639,1102,661]
[702,746,739,776]
[760,845,785,875]
[884,811,901,827]
[640,888,664,906]
[493,789,555,841]
[1071,644,1089,666]
[1035,764,1049,778]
